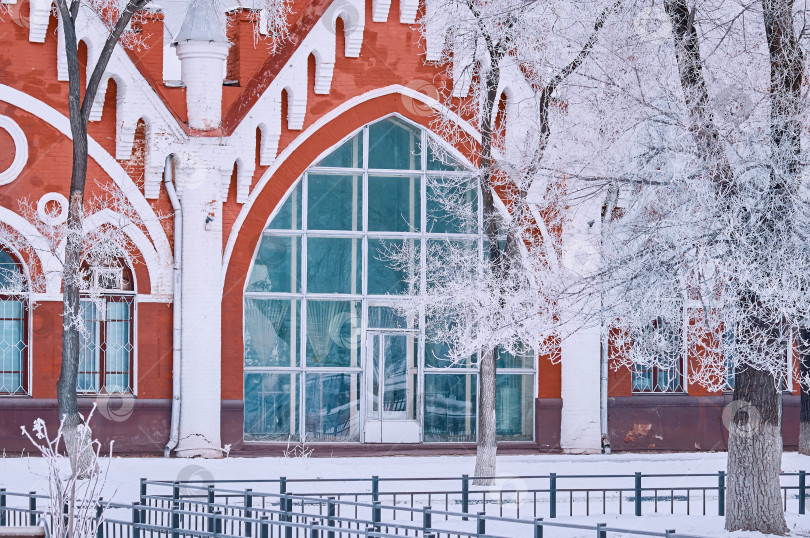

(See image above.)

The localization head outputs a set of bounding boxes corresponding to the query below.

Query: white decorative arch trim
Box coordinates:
[0,85,173,294]
[221,85,481,288]
[52,208,166,297]
[85,209,163,293]
[0,206,63,294]
[0,115,29,185]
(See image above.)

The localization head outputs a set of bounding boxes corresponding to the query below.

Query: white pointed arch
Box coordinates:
[0,206,62,295]
[69,209,168,295]
[0,85,174,292]
[222,85,560,288]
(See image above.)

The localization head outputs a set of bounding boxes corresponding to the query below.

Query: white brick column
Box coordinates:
[175,41,230,130]
[559,208,603,454]
[175,164,224,458]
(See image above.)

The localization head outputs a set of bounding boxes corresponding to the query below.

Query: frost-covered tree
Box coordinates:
[407,0,618,481]
[12,0,288,473]
[548,0,810,532]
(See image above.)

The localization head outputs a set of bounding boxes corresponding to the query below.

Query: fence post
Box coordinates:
[213,510,222,536]
[597,522,607,538]
[718,471,726,516]
[476,512,485,536]
[171,482,180,538]
[260,516,269,538]
[311,524,319,538]
[371,476,379,504]
[549,473,557,519]
[327,497,336,538]
[132,502,140,538]
[0,488,6,527]
[800,471,806,515]
[283,495,293,538]
[461,474,469,520]
[206,484,215,533]
[62,502,69,532]
[534,517,543,538]
[139,478,147,505]
[96,498,104,538]
[422,506,432,533]
[372,501,381,532]
[279,477,287,496]
[28,491,36,526]
[245,489,253,538]
[634,472,642,516]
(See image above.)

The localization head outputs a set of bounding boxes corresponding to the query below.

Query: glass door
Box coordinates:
[365,332,419,442]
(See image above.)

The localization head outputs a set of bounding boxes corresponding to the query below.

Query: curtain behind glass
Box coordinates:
[105,300,131,392]
[79,300,101,392]
[245,298,297,367]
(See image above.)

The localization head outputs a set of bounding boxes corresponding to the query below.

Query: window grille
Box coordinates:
[78,263,135,394]
[632,314,684,393]
[0,249,27,395]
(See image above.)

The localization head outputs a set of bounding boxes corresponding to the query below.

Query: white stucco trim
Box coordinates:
[0,114,29,185]
[221,85,481,287]
[78,209,164,294]
[37,193,69,226]
[0,85,173,294]
[0,206,63,294]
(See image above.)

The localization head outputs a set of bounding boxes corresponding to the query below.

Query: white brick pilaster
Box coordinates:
[175,165,224,458]
[559,206,603,454]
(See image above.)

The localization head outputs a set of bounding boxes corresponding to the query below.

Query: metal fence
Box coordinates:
[143,470,810,519]
[0,486,712,538]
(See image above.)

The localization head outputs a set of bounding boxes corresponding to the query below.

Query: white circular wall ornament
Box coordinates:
[37,193,69,226]
[0,115,29,186]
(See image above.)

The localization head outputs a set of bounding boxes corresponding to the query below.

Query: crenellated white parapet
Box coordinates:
[423,0,446,62]
[56,12,68,81]
[26,0,52,43]
[451,42,474,98]
[372,0,391,22]
[15,0,502,210]
[399,0,419,23]
[311,48,336,95]
[343,0,366,57]
[234,159,255,204]
[496,60,536,158]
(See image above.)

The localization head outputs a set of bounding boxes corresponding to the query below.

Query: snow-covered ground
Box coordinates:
[1,452,809,537]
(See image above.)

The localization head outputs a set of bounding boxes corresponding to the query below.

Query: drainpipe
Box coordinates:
[599,185,619,455]
[164,155,183,458]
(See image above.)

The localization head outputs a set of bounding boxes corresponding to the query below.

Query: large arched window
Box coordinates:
[78,261,135,394]
[0,248,28,395]
[244,116,536,443]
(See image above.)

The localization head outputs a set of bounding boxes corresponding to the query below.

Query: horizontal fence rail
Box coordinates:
[0,485,713,538]
[143,470,809,519]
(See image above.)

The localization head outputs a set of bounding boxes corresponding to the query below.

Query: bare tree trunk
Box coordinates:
[663,0,791,532]
[466,2,615,481]
[473,347,497,483]
[798,328,810,455]
[726,363,787,533]
[474,55,503,484]
[54,0,151,474]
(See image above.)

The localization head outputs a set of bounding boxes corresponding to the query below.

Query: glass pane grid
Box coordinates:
[78,296,133,394]
[245,117,535,443]
[0,297,26,394]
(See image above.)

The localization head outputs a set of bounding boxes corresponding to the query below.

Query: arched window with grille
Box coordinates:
[0,248,28,394]
[243,116,537,443]
[78,262,135,394]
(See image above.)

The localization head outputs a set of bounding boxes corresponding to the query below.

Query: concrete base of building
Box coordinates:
[607,394,801,452]
[2,396,800,456]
